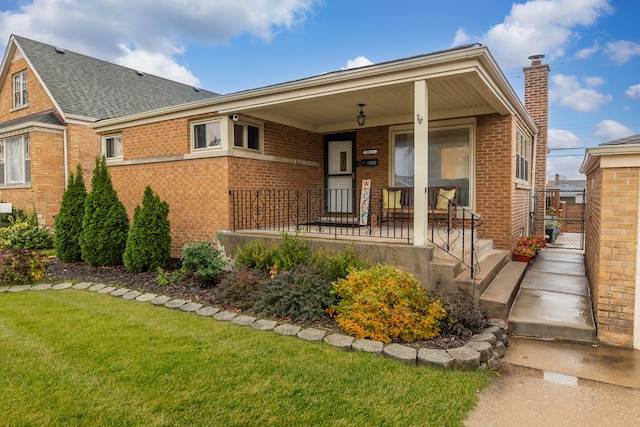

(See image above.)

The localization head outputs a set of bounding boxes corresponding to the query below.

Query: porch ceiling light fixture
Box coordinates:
[357,104,366,126]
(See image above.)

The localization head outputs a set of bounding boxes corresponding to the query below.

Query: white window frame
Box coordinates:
[232,119,262,152]
[190,118,222,151]
[0,134,31,185]
[389,119,475,208]
[101,134,123,160]
[515,127,530,184]
[13,70,28,109]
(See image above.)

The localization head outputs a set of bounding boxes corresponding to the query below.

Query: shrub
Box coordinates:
[331,264,447,343]
[124,186,171,273]
[271,231,314,272]
[233,240,275,271]
[54,164,87,262]
[79,156,129,266]
[181,241,227,281]
[0,249,46,285]
[436,291,488,339]
[314,244,370,282]
[0,211,53,250]
[253,264,338,322]
[156,266,188,287]
[215,266,270,310]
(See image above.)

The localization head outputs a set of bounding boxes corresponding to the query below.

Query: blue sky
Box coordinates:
[1,0,639,180]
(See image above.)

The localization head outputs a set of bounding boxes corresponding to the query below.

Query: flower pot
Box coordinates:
[513,253,533,263]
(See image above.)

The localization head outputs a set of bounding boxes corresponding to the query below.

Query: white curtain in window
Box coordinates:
[6,137,24,183]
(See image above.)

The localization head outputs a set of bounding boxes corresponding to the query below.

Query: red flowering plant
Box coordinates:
[513,245,536,257]
[516,236,546,253]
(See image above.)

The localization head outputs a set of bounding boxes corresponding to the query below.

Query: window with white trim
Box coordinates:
[0,134,30,185]
[515,128,530,183]
[191,119,222,150]
[13,70,28,109]
[233,121,261,151]
[102,134,123,159]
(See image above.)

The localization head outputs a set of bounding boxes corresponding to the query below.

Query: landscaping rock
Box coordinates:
[123,290,141,300]
[297,328,326,342]
[251,319,277,331]
[72,282,92,290]
[164,299,187,309]
[417,348,454,369]
[483,325,503,338]
[231,315,256,326]
[180,302,203,312]
[30,284,52,291]
[88,284,106,292]
[447,347,481,369]
[352,339,384,354]
[136,293,157,302]
[8,285,30,292]
[213,311,237,321]
[274,324,301,336]
[487,354,501,370]
[196,306,220,317]
[383,344,417,364]
[111,288,131,297]
[151,295,171,305]
[494,341,506,358]
[487,318,508,331]
[464,341,493,362]
[52,282,73,290]
[98,286,117,294]
[324,334,354,350]
[469,332,497,346]
[0,286,9,293]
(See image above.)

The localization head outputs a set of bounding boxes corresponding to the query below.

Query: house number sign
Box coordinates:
[360,159,378,166]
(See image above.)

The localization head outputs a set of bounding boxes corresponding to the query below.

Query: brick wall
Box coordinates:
[0,54,56,119]
[586,167,638,346]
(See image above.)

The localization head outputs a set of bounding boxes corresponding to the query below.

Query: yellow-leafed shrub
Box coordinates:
[331,264,447,343]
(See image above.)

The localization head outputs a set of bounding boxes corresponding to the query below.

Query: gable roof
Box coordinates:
[599,133,640,146]
[2,35,219,122]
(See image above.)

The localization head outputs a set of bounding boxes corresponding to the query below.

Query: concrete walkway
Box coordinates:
[508,249,597,343]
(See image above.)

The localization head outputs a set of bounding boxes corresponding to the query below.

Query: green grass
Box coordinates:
[0,290,487,426]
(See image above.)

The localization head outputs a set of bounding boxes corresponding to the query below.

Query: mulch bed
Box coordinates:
[42,258,467,350]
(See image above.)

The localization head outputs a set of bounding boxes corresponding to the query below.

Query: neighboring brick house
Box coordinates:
[91,45,548,263]
[0,35,218,226]
[581,134,640,348]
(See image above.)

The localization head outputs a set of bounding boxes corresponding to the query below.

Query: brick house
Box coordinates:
[0,35,218,226]
[581,134,640,348]
[90,45,549,295]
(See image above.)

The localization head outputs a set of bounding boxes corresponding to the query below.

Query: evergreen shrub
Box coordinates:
[79,156,129,266]
[124,186,171,273]
[181,241,227,281]
[54,164,87,262]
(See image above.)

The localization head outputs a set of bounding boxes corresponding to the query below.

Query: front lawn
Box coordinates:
[0,290,487,426]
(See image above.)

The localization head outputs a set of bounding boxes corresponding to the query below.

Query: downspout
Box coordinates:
[63,128,68,188]
[529,132,538,234]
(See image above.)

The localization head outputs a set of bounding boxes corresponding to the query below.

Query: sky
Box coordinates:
[1,0,638,180]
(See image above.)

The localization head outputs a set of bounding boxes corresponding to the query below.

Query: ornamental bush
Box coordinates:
[435,291,488,339]
[54,164,87,262]
[331,264,447,343]
[313,244,370,282]
[233,240,275,271]
[0,211,53,250]
[79,156,129,266]
[181,241,227,281]
[0,249,46,285]
[123,186,171,273]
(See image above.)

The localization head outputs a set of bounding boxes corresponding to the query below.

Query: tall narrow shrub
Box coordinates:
[79,156,129,266]
[54,164,87,262]
[123,186,171,273]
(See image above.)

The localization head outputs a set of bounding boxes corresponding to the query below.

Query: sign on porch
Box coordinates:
[359,179,371,225]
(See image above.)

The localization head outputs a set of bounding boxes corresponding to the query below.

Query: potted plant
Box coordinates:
[513,245,536,262]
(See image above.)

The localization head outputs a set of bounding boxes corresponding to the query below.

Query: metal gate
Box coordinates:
[531,188,585,250]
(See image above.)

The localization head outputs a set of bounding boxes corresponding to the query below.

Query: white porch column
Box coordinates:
[413,80,429,246]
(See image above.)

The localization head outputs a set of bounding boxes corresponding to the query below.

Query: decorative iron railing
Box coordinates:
[229,188,483,276]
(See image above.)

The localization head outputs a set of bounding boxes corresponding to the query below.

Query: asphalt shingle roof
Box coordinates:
[0,109,64,130]
[599,134,640,146]
[13,35,219,121]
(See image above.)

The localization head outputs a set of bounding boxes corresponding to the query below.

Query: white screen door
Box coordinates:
[326,139,354,213]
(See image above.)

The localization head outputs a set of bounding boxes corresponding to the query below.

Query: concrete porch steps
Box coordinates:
[479,261,528,318]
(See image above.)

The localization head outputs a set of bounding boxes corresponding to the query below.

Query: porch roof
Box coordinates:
[91,44,537,136]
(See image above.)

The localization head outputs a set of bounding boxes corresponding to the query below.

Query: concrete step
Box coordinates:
[479,260,528,318]
[455,249,511,304]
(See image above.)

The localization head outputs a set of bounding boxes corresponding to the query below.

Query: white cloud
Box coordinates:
[583,76,605,87]
[0,0,319,85]
[604,40,640,65]
[574,44,600,59]
[343,56,373,70]
[480,0,612,69]
[452,28,471,47]
[549,74,612,112]
[547,156,585,180]
[625,84,640,100]
[594,119,634,142]
[549,129,582,149]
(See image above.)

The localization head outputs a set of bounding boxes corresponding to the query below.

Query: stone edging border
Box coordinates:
[1,283,508,370]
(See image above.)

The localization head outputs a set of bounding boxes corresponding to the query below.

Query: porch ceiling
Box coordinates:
[236,73,502,134]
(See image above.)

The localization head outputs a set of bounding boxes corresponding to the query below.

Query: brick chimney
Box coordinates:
[524,54,549,192]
